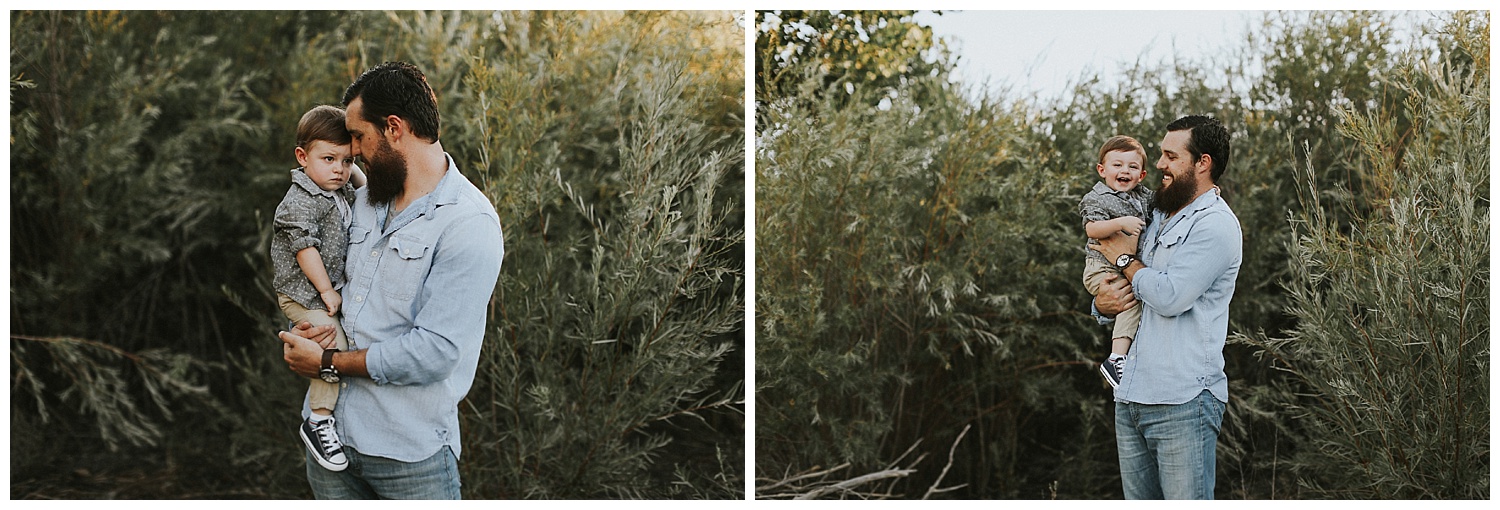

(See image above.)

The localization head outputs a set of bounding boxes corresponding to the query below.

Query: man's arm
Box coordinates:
[281,326,367,378]
[1093,212,1240,316]
[363,212,504,386]
[1129,213,1240,316]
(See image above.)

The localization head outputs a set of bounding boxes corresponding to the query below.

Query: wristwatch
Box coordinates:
[1115,253,1135,269]
[319,348,341,383]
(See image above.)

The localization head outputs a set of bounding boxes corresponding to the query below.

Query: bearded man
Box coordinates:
[1091,115,1242,500]
[278,61,504,499]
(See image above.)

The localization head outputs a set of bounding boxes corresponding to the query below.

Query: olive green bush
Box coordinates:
[11,10,743,499]
[755,9,1486,499]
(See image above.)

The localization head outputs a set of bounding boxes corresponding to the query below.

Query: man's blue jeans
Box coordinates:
[306,445,461,499]
[1114,390,1224,499]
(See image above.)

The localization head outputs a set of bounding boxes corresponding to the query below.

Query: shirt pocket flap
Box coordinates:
[348,226,372,244]
[390,236,431,260]
[1156,223,1189,248]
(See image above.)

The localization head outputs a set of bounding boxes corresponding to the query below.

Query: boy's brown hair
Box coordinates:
[296,105,352,149]
[1097,135,1146,165]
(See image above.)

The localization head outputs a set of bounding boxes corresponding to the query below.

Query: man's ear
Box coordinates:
[385,115,404,143]
[1197,154,1214,176]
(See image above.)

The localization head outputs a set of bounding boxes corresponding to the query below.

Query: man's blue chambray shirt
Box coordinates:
[1114,190,1241,406]
[306,153,504,463]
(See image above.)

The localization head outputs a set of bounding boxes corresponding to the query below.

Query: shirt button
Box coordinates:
[355,295,364,302]
[370,250,378,257]
[341,383,348,388]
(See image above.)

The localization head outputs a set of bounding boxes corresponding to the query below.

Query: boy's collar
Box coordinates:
[290,168,340,198]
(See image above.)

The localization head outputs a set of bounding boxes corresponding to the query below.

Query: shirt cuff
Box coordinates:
[1091,300,1115,325]
[289,235,321,252]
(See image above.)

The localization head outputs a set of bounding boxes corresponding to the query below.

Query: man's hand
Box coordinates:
[1091,229,1138,266]
[1094,273,1138,316]
[280,321,334,380]
[291,321,337,349]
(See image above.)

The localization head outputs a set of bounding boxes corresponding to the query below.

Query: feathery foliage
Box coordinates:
[11,10,743,499]
[755,9,1486,499]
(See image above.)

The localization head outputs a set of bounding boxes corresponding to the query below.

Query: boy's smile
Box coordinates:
[1097,149,1146,193]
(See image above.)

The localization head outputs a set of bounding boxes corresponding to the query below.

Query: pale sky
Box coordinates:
[914,10,1259,101]
[914,9,1448,102]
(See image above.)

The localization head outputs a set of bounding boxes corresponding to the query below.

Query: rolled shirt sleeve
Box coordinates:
[366,212,504,386]
[1130,210,1242,317]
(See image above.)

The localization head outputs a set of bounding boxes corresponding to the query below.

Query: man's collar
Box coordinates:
[1159,186,1222,218]
[429,153,462,207]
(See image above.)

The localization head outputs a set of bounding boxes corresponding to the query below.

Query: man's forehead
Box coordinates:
[1160,130,1190,152]
[345,98,367,128]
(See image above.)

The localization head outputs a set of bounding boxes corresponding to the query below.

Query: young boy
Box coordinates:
[1080,135,1152,389]
[271,105,365,471]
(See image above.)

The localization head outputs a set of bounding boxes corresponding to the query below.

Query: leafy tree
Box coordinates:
[1244,11,1489,498]
[755,10,951,123]
[11,10,744,499]
[755,8,1486,500]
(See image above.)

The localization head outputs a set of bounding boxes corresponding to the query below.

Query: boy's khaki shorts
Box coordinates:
[1083,257,1142,342]
[277,293,349,411]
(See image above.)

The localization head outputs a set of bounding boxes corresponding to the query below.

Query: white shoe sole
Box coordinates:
[1099,363,1120,389]
[301,425,349,472]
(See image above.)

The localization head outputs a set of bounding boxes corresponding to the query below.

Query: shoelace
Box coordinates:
[314,418,342,453]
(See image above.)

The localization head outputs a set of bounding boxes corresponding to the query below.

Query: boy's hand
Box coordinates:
[1115,217,1145,237]
[321,289,342,315]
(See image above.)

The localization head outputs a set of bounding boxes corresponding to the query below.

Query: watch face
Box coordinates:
[319,370,339,384]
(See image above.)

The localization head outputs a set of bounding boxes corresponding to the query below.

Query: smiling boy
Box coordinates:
[1079,135,1153,388]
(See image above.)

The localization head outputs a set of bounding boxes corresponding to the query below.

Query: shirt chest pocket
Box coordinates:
[1149,229,1188,266]
[380,234,433,300]
[345,226,373,276]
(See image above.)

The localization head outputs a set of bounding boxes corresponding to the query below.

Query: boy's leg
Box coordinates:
[278,293,310,329]
[1082,257,1114,295]
[1111,302,1143,352]
[281,296,349,471]
[1085,260,1129,388]
[300,309,347,413]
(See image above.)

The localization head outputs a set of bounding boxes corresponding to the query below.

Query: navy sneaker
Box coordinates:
[300,416,349,471]
[1099,358,1123,389]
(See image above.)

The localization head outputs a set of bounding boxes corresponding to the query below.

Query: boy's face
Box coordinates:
[1097,149,1145,192]
[295,140,354,191]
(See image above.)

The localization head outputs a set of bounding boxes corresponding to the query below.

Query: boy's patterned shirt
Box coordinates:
[271,168,356,311]
[1080,181,1154,265]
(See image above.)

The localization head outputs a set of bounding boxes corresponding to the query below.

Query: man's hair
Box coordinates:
[341,61,441,142]
[1165,115,1231,182]
[1097,135,1146,166]
[295,105,351,148]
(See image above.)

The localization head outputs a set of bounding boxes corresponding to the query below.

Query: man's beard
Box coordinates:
[1152,168,1199,214]
[364,137,408,207]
